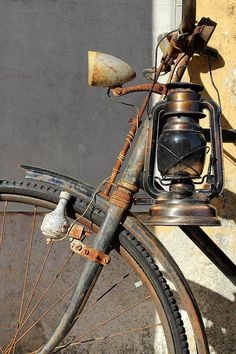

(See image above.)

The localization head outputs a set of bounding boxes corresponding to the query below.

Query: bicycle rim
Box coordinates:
[0,182,189,353]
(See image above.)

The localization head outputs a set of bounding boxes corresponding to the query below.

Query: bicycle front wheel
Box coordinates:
[0,180,189,353]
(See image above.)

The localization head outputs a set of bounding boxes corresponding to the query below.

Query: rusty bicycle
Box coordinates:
[0,1,235,353]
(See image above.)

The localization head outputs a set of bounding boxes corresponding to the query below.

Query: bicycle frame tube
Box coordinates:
[119,120,148,186]
[24,114,235,353]
[39,203,124,354]
[39,122,149,354]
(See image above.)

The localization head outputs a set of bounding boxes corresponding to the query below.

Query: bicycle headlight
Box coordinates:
[88,51,136,88]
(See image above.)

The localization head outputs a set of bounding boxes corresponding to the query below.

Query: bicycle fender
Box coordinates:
[20,164,96,198]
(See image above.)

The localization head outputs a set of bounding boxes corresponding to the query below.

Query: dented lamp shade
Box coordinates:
[88,51,136,88]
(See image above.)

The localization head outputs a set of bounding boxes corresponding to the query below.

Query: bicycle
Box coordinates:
[0,1,235,353]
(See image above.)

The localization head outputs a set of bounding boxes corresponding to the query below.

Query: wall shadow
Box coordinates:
[188,54,236,166]
[212,188,236,222]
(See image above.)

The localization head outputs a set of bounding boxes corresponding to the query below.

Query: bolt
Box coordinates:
[84,249,89,255]
[76,245,82,251]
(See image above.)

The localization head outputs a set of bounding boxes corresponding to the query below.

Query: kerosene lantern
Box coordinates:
[144,83,223,226]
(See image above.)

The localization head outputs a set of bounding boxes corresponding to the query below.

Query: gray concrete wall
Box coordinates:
[0,0,152,185]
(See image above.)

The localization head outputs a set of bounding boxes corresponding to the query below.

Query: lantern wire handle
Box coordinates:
[207,48,222,113]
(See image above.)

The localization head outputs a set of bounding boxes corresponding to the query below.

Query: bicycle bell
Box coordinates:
[143,82,223,226]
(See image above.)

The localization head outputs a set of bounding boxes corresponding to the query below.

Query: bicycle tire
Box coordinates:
[0,179,189,354]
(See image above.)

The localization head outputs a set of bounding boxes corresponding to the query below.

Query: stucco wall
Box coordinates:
[150,1,236,353]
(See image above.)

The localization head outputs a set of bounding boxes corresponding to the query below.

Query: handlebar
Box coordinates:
[111,0,217,96]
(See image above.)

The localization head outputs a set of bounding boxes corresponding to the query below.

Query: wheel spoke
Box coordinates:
[54,322,161,352]
[2,339,12,354]
[15,283,76,345]
[17,251,74,332]
[19,243,53,328]
[17,267,133,346]
[11,207,37,353]
[3,337,16,354]
[18,208,37,322]
[74,269,133,322]
[0,191,188,353]
[55,294,151,352]
[2,207,75,353]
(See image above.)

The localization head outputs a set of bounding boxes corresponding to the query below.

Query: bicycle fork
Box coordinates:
[38,122,148,354]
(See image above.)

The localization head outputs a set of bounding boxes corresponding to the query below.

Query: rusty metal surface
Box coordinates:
[119,120,147,189]
[88,51,136,88]
[36,105,153,352]
[109,187,132,209]
[39,203,125,353]
[160,15,217,80]
[112,83,166,96]
[69,223,84,239]
[21,164,96,199]
[70,239,111,265]
[169,53,192,83]
[103,96,148,196]
[103,64,164,196]
[69,224,92,240]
